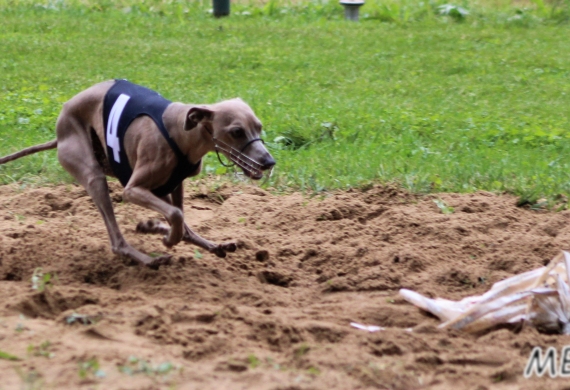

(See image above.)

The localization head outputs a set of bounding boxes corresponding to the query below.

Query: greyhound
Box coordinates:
[0,80,276,268]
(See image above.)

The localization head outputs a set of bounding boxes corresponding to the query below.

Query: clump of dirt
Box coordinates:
[0,181,568,389]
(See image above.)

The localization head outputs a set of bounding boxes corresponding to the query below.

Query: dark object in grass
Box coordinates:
[340,0,365,21]
[213,0,230,17]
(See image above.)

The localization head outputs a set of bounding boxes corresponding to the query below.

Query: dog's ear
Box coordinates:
[184,106,214,131]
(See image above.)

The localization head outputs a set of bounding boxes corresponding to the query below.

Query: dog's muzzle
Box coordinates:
[212,137,273,180]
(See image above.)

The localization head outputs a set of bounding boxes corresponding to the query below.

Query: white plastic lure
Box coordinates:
[399,251,570,334]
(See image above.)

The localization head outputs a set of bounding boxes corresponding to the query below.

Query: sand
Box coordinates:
[0,180,568,389]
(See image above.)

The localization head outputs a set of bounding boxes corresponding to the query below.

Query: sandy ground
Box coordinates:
[0,179,569,389]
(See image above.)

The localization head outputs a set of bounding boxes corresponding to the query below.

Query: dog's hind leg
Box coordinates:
[55,114,170,268]
[136,184,237,258]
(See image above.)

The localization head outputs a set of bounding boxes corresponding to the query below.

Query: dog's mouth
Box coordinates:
[212,139,266,180]
[242,167,264,180]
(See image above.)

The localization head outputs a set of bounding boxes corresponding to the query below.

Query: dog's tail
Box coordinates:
[0,139,58,165]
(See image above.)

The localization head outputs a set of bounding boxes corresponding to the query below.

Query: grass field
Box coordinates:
[1,0,570,205]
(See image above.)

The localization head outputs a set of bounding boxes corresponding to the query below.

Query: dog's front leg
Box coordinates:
[169,183,196,242]
[137,184,237,258]
[123,185,184,248]
[171,184,237,257]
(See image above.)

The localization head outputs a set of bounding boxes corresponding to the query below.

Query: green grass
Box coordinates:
[1,0,570,204]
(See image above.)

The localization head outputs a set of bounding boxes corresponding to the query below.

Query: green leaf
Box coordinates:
[248,354,261,369]
[94,369,106,378]
[433,199,454,214]
[118,366,133,375]
[0,350,21,361]
[156,362,174,374]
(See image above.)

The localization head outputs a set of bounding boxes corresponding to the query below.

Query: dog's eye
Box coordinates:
[231,128,245,139]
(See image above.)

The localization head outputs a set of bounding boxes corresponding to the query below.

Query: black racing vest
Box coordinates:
[103,80,201,197]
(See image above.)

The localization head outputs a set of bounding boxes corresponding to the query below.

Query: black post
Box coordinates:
[213,0,230,17]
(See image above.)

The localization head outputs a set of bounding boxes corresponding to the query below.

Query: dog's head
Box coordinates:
[184,99,275,180]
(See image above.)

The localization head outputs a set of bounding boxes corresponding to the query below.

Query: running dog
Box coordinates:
[0,80,275,267]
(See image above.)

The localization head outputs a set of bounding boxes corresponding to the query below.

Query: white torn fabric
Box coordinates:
[350,322,385,332]
[399,251,570,334]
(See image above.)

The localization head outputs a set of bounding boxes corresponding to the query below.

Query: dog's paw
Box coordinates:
[162,234,183,248]
[211,245,227,258]
[136,219,166,234]
[221,242,237,253]
[147,254,173,270]
[122,252,172,269]
[211,242,237,258]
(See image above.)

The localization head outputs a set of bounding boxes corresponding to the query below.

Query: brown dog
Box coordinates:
[0,80,275,267]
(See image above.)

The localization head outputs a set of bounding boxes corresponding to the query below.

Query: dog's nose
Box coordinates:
[262,156,276,170]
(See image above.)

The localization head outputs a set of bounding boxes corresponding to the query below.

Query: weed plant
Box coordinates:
[1,0,570,205]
